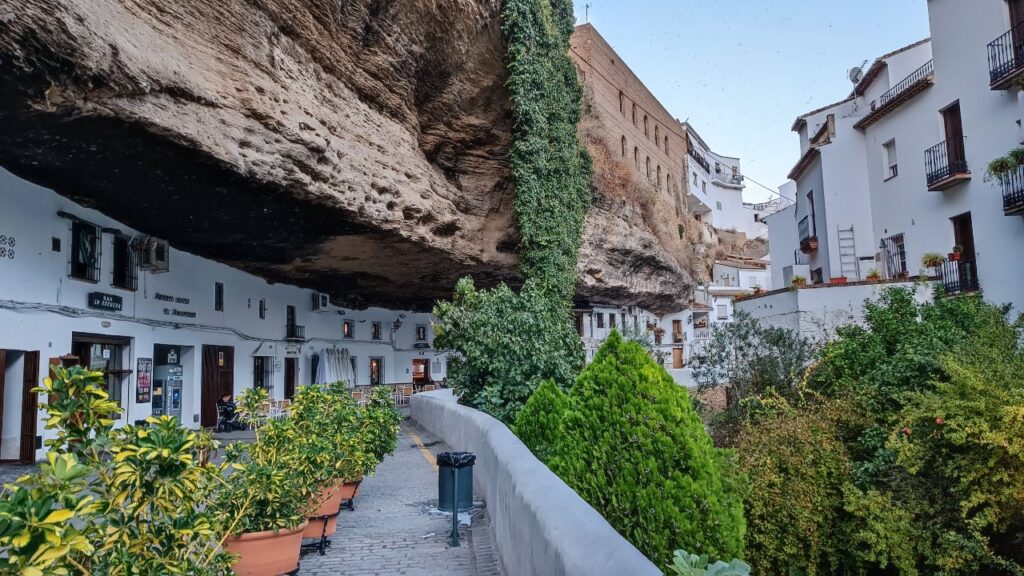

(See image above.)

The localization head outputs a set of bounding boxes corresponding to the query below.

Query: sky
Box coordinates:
[571,0,932,203]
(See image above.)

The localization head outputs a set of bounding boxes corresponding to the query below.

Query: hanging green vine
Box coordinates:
[433,0,592,423]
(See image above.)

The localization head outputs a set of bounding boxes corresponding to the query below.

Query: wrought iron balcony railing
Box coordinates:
[1002,164,1024,216]
[285,324,306,340]
[988,23,1024,88]
[688,146,711,173]
[941,259,980,296]
[925,136,969,190]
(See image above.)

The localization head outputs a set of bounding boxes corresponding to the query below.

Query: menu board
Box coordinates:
[136,358,153,403]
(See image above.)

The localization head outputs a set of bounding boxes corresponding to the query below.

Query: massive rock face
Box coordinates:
[0,0,693,312]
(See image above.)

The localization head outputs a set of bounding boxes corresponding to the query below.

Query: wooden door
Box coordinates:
[20,352,39,463]
[1012,0,1024,26]
[201,346,234,428]
[943,102,965,168]
[952,212,976,262]
[672,348,683,369]
[0,350,5,459]
[284,357,296,400]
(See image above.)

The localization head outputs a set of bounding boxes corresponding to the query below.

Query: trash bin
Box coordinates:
[437,451,476,512]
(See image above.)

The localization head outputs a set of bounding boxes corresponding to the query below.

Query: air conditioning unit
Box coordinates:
[312,292,330,311]
[139,238,170,272]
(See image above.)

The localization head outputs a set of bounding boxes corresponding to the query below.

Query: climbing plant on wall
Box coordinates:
[433,0,593,423]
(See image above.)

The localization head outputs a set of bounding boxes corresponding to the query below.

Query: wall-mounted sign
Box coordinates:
[136,357,153,403]
[88,292,123,312]
[167,348,178,364]
[413,342,431,350]
[217,351,225,367]
[154,292,191,305]
[285,343,301,357]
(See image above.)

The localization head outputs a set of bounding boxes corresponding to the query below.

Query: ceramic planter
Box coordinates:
[949,252,961,261]
[303,483,345,539]
[225,521,307,576]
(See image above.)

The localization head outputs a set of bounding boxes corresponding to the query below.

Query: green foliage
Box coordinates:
[921,252,945,269]
[433,0,592,424]
[434,279,583,423]
[545,333,746,568]
[0,366,233,575]
[512,379,567,463]
[358,385,402,474]
[668,550,752,576]
[694,310,816,415]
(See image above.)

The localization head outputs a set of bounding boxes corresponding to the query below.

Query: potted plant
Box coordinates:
[921,252,945,279]
[949,245,963,261]
[986,155,1016,183]
[344,386,402,507]
[650,324,666,345]
[831,276,848,285]
[790,275,807,288]
[216,388,310,576]
[866,268,882,282]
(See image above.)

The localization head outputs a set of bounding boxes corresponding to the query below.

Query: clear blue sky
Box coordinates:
[572,0,931,202]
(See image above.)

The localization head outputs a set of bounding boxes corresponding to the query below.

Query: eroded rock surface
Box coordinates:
[0,0,693,311]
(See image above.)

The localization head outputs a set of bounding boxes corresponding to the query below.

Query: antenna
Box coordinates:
[585,2,592,22]
[848,59,869,85]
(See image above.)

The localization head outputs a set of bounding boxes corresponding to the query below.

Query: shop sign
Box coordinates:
[136,358,153,403]
[88,292,123,312]
[285,343,301,357]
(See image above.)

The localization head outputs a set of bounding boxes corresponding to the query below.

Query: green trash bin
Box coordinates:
[437,451,475,513]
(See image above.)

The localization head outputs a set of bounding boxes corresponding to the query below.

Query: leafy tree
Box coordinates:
[513,379,567,463]
[548,332,746,568]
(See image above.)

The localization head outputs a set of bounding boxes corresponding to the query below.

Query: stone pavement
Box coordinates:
[299,419,503,576]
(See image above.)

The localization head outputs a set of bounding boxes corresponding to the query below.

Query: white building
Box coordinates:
[712,258,771,291]
[0,167,448,462]
[770,0,1024,312]
[684,125,767,240]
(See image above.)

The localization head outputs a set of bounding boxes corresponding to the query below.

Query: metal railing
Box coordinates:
[688,147,711,173]
[925,137,969,187]
[285,324,306,340]
[880,233,907,279]
[712,172,744,186]
[875,60,934,110]
[798,215,812,244]
[988,23,1024,85]
[793,250,810,266]
[1002,164,1024,214]
[941,259,980,295]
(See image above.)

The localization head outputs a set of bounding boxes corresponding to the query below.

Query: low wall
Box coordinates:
[411,390,662,576]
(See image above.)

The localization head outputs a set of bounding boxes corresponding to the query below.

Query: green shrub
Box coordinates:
[358,385,402,473]
[513,379,567,463]
[548,332,746,568]
[668,550,751,576]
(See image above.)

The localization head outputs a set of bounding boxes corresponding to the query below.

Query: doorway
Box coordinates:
[672,348,684,369]
[942,101,966,170]
[951,212,976,261]
[284,357,297,400]
[412,359,430,384]
[201,346,234,428]
[0,350,41,463]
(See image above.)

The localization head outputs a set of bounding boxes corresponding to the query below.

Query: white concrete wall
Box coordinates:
[0,167,448,459]
[411,390,662,576]
[819,115,875,281]
[765,204,799,289]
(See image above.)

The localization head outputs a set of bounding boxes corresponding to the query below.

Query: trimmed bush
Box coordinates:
[547,332,746,568]
[513,379,567,463]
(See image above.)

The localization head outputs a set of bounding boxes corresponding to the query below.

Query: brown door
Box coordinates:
[943,102,965,168]
[0,350,5,459]
[952,212,976,262]
[672,348,684,369]
[284,357,297,400]
[20,352,39,463]
[1012,0,1024,27]
[201,346,234,428]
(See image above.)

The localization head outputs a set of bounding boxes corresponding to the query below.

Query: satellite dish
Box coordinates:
[849,66,865,85]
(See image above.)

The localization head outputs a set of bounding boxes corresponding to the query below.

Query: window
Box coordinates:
[664,136,670,155]
[596,312,605,328]
[416,324,428,341]
[253,356,274,392]
[70,220,101,282]
[619,91,625,114]
[883,139,898,179]
[621,136,627,158]
[702,181,707,194]
[72,337,130,414]
[716,304,728,320]
[646,157,651,179]
[715,162,721,173]
[692,171,698,185]
[609,313,617,329]
[811,268,824,285]
[371,321,382,340]
[258,299,267,319]
[620,313,626,328]
[644,115,649,136]
[632,103,637,125]
[343,320,354,338]
[716,201,722,210]
[369,357,384,386]
[634,147,639,167]
[350,356,358,383]
[657,165,662,189]
[214,282,224,312]
[111,234,138,290]
[654,125,660,144]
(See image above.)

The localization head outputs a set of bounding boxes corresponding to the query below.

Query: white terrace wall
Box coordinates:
[410,390,662,576]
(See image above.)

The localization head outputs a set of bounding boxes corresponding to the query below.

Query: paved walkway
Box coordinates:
[299,419,502,576]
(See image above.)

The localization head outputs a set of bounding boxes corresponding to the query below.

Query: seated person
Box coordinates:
[216,393,240,431]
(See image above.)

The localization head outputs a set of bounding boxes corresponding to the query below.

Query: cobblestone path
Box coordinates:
[299,419,502,576]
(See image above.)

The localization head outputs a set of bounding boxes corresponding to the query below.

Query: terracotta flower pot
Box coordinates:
[339,479,361,500]
[225,522,307,576]
[303,483,345,539]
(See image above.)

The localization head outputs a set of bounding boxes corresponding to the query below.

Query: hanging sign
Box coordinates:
[136,357,153,403]
[88,292,123,312]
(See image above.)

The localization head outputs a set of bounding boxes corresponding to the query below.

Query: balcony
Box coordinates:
[1002,165,1024,216]
[855,60,934,130]
[940,259,980,296]
[688,147,711,173]
[925,137,970,191]
[988,23,1024,89]
[798,215,818,253]
[712,171,744,188]
[285,323,306,341]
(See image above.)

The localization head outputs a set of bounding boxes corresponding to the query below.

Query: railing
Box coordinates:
[880,233,907,279]
[1002,165,1024,215]
[693,328,711,340]
[285,324,306,340]
[876,60,934,109]
[988,23,1024,86]
[712,172,744,186]
[925,137,969,187]
[672,332,684,344]
[941,259,980,295]
[688,146,711,173]
[798,215,812,243]
[793,250,810,266]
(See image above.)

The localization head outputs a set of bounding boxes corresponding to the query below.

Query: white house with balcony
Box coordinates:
[683,125,767,240]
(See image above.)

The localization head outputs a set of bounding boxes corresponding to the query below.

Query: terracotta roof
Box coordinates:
[787,147,821,181]
[790,95,855,132]
[716,259,767,270]
[689,303,712,312]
